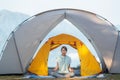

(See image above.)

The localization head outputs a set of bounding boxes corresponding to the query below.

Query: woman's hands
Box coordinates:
[69,67,74,72]
[53,62,59,72]
[53,67,58,72]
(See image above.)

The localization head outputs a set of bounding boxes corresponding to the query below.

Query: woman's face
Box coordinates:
[61,48,67,56]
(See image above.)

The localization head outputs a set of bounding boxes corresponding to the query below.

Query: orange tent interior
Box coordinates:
[28,34,102,76]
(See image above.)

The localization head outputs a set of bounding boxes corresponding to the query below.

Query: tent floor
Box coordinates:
[0,74,119,79]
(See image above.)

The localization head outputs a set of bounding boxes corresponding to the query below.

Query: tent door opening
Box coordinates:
[28,34,102,76]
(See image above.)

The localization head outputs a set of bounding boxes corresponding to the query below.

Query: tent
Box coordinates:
[0,9,120,76]
[28,33,101,76]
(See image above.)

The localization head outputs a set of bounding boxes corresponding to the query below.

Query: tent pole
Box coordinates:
[12,31,24,73]
[109,31,120,72]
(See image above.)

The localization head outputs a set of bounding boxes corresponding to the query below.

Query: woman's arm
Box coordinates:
[68,64,74,72]
[53,62,59,72]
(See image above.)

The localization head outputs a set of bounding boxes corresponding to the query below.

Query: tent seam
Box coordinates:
[13,31,24,73]
[109,31,119,72]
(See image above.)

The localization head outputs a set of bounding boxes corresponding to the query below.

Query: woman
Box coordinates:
[51,46,75,78]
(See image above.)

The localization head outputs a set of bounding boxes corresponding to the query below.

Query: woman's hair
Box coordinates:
[61,46,67,51]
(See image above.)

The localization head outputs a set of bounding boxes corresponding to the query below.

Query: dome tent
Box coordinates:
[0,9,119,76]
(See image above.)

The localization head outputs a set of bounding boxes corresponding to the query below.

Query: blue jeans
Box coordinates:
[50,71,75,78]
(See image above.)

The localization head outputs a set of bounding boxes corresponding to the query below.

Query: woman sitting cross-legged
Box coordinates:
[50,46,75,78]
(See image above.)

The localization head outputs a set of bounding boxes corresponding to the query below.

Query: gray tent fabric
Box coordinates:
[0,9,119,74]
[110,31,120,73]
[0,34,23,74]
[14,11,65,72]
[65,10,118,71]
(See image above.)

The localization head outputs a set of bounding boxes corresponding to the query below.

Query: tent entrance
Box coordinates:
[28,34,102,76]
[48,44,80,71]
